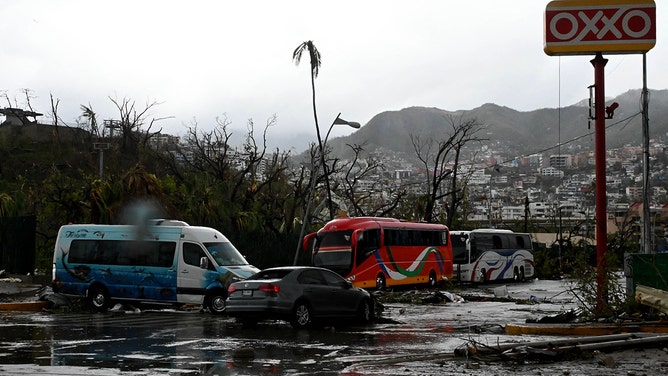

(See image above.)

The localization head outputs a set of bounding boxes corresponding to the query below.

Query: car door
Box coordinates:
[177,242,213,304]
[319,269,360,316]
[296,269,337,316]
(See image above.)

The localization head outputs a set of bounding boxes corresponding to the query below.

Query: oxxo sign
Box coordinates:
[544,0,656,56]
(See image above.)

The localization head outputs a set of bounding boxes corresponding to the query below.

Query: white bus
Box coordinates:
[52,220,259,313]
[450,229,534,283]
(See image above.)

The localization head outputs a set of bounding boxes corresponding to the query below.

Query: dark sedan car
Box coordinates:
[225,266,374,328]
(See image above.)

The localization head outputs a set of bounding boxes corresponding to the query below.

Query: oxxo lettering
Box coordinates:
[543,0,655,56]
[546,7,654,43]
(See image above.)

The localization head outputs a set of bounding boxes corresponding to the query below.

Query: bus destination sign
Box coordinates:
[544,0,656,56]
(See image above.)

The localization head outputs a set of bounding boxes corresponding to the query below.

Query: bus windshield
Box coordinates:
[451,234,468,263]
[205,242,249,266]
[312,230,353,274]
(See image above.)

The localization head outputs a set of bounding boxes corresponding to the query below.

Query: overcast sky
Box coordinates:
[1,0,666,148]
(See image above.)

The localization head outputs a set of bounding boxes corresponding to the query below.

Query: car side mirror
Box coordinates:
[199,256,209,269]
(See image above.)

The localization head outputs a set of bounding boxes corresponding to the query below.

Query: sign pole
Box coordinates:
[591,52,608,314]
[642,53,651,254]
[545,0,656,316]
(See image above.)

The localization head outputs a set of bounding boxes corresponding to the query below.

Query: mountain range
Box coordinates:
[302,89,668,162]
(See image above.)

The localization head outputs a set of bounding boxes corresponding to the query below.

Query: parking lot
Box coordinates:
[1,278,667,375]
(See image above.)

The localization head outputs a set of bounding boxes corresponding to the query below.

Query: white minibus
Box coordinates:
[52,220,259,313]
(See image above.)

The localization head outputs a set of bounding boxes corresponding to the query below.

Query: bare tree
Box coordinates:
[49,93,65,127]
[109,96,163,155]
[337,142,407,217]
[411,115,485,225]
[21,89,36,113]
[170,115,297,234]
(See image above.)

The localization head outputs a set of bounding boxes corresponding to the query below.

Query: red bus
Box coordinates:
[302,217,453,290]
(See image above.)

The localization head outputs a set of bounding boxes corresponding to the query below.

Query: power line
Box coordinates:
[489,111,642,168]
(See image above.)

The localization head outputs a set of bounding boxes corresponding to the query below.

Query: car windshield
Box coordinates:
[204,242,248,266]
[249,269,293,280]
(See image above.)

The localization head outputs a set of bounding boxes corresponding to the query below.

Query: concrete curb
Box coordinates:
[0,301,49,312]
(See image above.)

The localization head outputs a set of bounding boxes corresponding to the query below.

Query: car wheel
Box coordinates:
[291,301,312,328]
[88,285,110,312]
[358,299,373,323]
[428,270,437,288]
[376,274,386,291]
[206,290,227,315]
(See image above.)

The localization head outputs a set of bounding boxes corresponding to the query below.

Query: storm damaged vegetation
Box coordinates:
[0,94,490,273]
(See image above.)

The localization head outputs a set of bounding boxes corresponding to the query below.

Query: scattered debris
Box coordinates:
[454,333,668,362]
[636,285,668,315]
[527,309,577,324]
[493,285,509,299]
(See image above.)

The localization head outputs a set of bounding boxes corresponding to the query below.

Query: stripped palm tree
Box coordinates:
[292,40,335,220]
[80,104,99,136]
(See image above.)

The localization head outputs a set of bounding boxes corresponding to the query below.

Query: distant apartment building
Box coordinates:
[549,154,572,169]
[540,167,564,178]
[394,169,412,180]
[529,202,550,218]
[626,186,644,201]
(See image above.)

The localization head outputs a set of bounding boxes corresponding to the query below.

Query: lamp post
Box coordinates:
[292,113,360,265]
[319,113,361,220]
[93,142,110,179]
[487,165,499,228]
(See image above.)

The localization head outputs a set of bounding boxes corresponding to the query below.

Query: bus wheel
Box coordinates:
[513,268,520,282]
[375,274,386,291]
[88,285,111,312]
[428,270,437,288]
[520,267,525,282]
[480,269,487,284]
[206,290,227,315]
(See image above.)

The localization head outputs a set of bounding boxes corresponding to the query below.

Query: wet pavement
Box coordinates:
[1,279,667,375]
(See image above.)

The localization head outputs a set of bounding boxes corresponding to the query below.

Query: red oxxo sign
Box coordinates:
[544,0,656,56]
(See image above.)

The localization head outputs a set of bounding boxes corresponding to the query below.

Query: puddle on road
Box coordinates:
[0,279,585,375]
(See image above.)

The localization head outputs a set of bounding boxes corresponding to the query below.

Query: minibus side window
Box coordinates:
[183,243,214,270]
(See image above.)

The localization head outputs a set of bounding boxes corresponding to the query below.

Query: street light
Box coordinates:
[293,113,360,265]
[488,165,500,227]
[93,142,110,179]
[320,114,361,219]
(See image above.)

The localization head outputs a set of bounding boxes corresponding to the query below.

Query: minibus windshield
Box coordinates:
[205,242,248,266]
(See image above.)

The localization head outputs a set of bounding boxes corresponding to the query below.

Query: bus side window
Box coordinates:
[516,236,525,249]
[492,235,502,249]
[357,229,380,266]
[385,229,396,246]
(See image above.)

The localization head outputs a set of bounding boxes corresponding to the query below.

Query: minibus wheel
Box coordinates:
[88,285,110,312]
[205,290,227,315]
